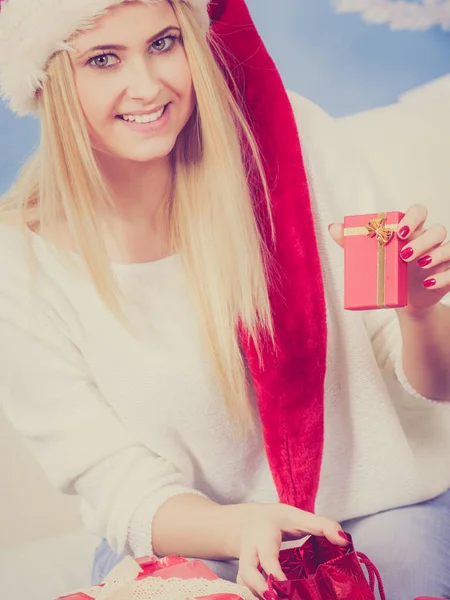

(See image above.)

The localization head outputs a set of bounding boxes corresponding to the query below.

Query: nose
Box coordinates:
[126,57,162,101]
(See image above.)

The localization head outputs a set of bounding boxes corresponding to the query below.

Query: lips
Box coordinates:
[116,104,169,123]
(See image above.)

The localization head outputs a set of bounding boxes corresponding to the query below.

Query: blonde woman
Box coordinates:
[0,1,450,599]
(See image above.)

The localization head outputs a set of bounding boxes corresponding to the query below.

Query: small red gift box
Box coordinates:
[58,555,247,600]
[344,211,408,310]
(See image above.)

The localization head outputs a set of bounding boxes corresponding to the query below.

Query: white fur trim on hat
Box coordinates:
[0,0,210,115]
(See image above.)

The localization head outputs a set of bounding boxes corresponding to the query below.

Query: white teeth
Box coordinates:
[122,107,165,124]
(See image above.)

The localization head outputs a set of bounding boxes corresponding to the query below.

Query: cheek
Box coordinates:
[75,73,118,124]
[167,54,194,100]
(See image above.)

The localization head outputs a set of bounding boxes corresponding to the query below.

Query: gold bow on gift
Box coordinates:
[365,216,394,246]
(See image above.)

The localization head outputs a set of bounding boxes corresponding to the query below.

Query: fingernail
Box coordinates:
[398,226,410,239]
[400,247,414,261]
[423,278,437,289]
[338,530,349,541]
[417,255,432,268]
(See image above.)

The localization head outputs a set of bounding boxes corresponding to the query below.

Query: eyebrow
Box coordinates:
[77,26,181,59]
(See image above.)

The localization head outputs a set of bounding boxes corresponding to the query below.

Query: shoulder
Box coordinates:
[0,222,66,318]
[286,91,338,147]
[286,92,344,183]
[0,222,84,354]
[286,90,359,172]
[285,90,381,216]
[0,222,34,286]
[287,91,333,127]
[0,221,70,281]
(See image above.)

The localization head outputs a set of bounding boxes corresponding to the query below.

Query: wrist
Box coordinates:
[396,302,443,323]
[218,503,258,559]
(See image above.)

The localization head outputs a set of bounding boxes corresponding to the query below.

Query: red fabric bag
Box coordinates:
[264,534,386,600]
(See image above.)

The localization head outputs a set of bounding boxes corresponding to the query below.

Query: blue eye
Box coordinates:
[88,53,119,69]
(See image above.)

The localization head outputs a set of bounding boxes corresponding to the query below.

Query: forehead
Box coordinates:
[71,1,178,52]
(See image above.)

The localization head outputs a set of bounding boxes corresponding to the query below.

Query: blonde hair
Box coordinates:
[0,0,275,431]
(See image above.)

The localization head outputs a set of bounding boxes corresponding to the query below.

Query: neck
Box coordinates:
[97,152,172,220]
[95,152,174,264]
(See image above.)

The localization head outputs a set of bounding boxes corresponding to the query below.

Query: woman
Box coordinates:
[0,1,449,598]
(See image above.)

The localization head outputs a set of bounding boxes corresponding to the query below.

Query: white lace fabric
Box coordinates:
[64,556,257,600]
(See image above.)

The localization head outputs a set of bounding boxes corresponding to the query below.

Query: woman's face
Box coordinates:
[70,0,195,163]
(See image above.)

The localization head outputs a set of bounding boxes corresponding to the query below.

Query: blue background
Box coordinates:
[1,0,449,192]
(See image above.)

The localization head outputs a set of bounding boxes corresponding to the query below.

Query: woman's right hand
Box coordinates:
[235,503,348,599]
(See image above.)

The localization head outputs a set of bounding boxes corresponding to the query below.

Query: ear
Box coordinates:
[328,223,345,249]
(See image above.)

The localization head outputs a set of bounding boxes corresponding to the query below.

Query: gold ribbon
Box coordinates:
[344,213,397,308]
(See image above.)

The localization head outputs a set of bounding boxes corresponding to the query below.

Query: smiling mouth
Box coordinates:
[116,104,169,124]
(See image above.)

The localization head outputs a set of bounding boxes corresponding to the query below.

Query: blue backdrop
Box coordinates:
[1,0,449,192]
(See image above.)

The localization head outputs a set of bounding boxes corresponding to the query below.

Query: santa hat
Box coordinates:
[0,0,327,513]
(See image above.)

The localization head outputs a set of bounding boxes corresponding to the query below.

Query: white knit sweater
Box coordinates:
[1,92,450,559]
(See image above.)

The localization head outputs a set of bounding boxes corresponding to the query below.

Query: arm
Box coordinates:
[0,308,206,557]
[336,225,450,404]
[287,90,450,404]
[392,203,450,401]
[397,302,450,401]
[0,304,346,597]
[152,494,250,559]
[0,254,346,599]
[321,130,450,402]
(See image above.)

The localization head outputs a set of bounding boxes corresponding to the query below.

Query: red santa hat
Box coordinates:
[212,2,327,514]
[0,0,327,513]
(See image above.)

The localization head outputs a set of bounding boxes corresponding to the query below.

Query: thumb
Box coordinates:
[328,223,345,249]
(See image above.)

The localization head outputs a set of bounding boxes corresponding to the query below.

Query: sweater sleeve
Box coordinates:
[0,255,204,558]
[362,297,450,410]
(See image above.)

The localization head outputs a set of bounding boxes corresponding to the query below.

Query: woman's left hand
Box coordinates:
[329,204,450,314]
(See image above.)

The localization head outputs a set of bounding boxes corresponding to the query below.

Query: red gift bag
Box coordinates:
[264,534,386,600]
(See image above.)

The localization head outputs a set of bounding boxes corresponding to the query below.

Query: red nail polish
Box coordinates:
[338,531,348,541]
[400,247,414,260]
[417,255,432,268]
[423,278,437,289]
[398,226,410,238]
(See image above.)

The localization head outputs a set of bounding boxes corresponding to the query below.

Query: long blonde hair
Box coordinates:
[0,0,275,431]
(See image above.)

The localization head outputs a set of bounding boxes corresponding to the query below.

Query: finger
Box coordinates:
[417,241,450,270]
[397,204,428,240]
[238,567,270,599]
[422,271,450,292]
[258,537,287,582]
[321,522,350,546]
[238,544,271,599]
[282,506,348,547]
[328,223,344,249]
[400,224,447,263]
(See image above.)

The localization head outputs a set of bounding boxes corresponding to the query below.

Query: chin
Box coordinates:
[115,139,177,163]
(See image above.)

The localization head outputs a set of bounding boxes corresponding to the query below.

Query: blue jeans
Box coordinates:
[92,488,450,599]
